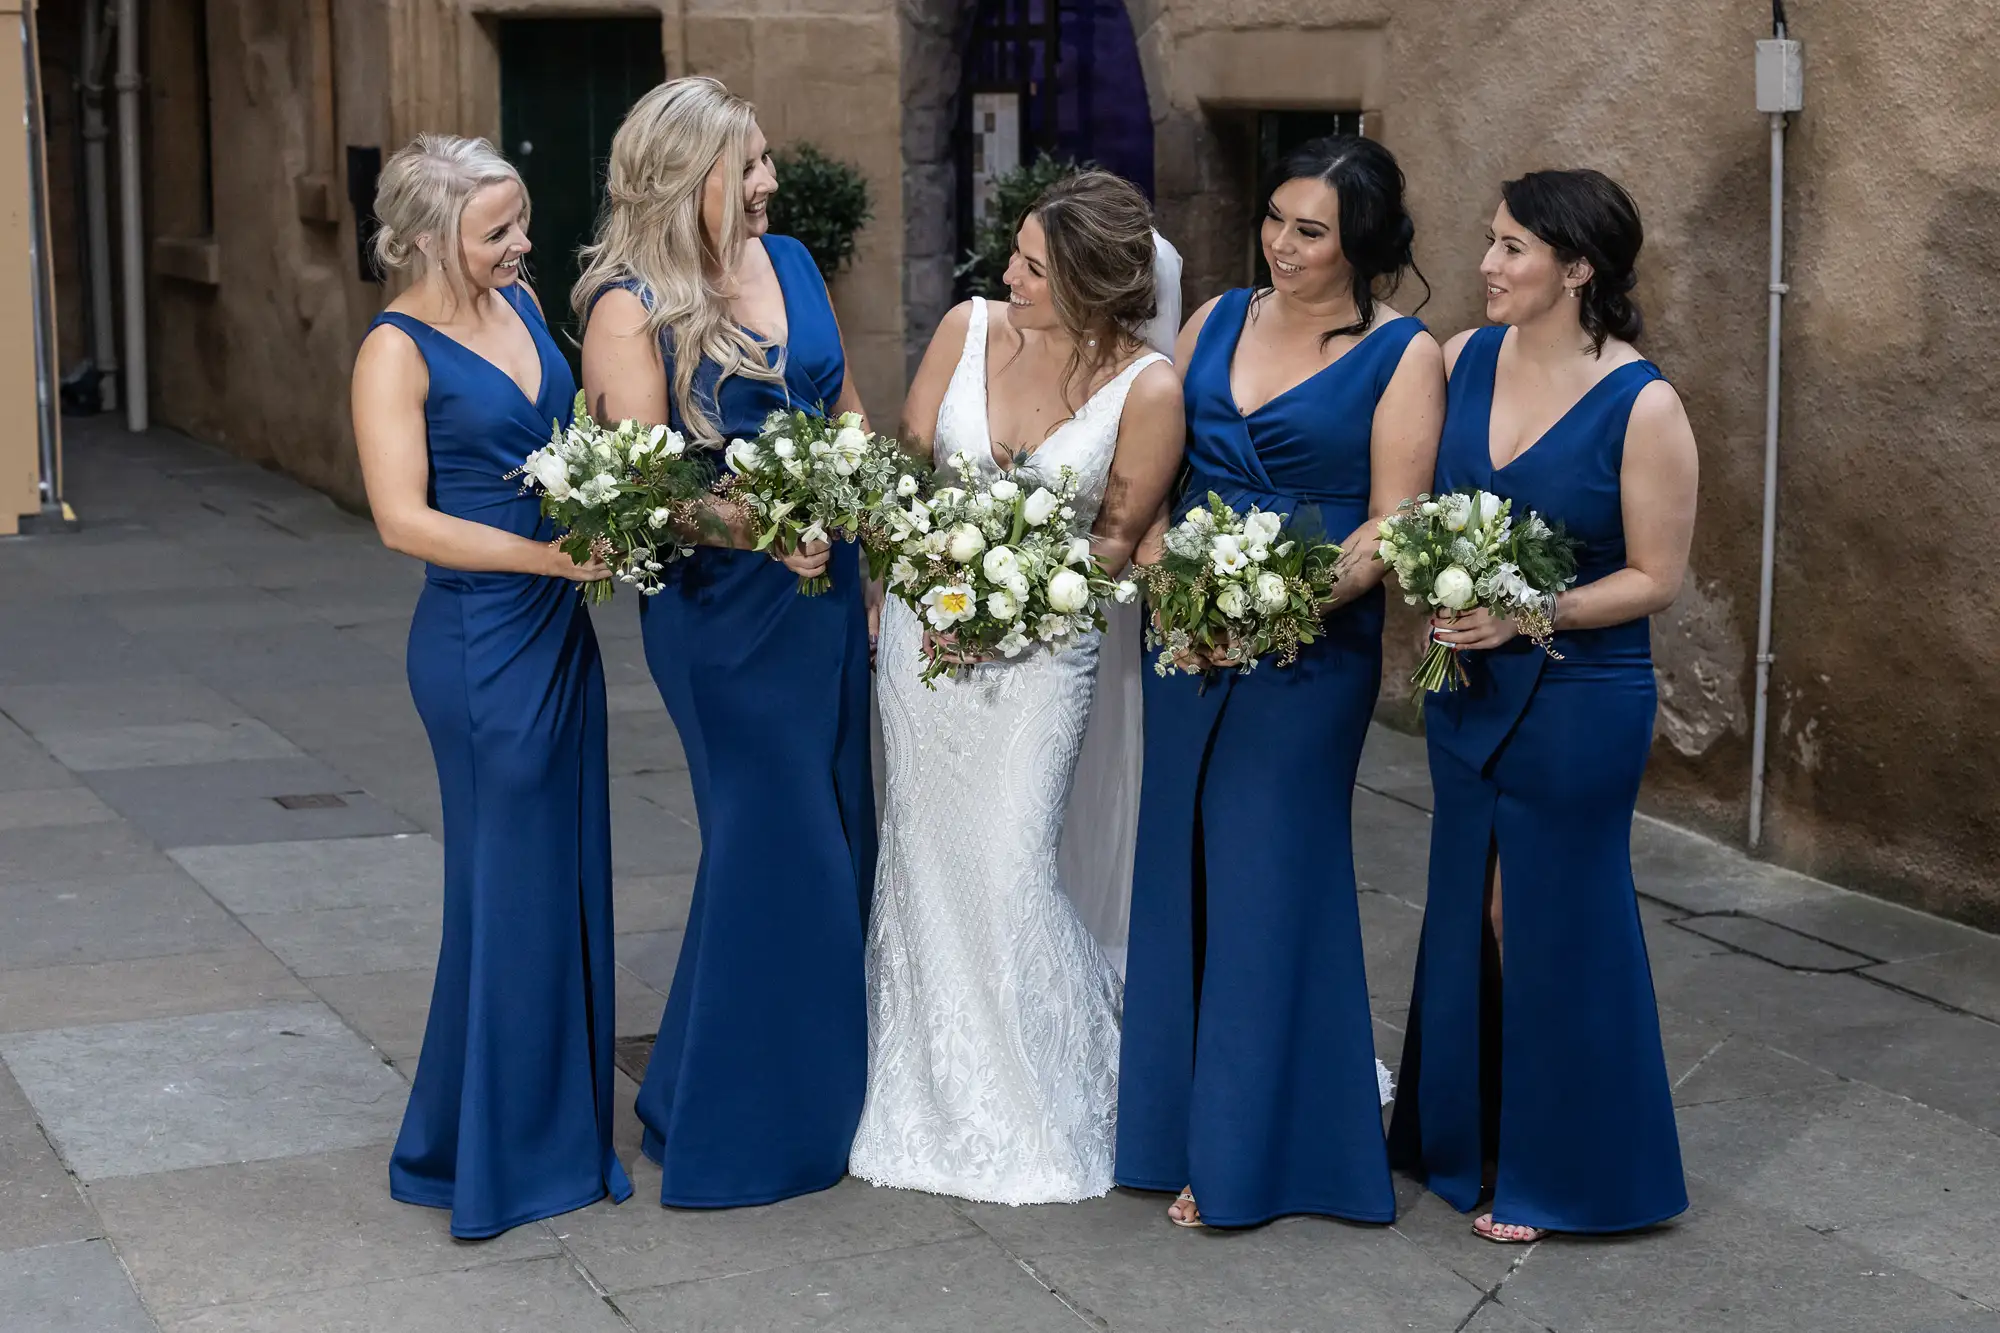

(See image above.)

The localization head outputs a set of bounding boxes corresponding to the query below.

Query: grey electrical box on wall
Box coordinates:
[1756,39,1804,113]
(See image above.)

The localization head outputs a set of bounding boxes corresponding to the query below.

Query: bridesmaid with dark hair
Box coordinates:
[1388,169,1697,1243]
[1117,136,1445,1228]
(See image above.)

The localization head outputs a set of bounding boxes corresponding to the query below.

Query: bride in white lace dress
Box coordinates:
[850,174,1185,1205]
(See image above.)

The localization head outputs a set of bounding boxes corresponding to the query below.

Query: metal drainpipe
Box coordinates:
[81,0,120,411]
[1748,10,1803,850]
[114,0,147,433]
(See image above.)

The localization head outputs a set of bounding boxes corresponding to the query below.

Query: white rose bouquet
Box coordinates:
[510,391,717,603]
[1374,488,1580,693]
[878,450,1136,687]
[1139,492,1345,679]
[716,407,924,596]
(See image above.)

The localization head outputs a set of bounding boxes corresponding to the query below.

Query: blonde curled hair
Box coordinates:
[372,134,528,309]
[572,77,782,445]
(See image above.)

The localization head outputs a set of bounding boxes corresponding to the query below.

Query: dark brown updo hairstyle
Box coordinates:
[1265,135,1428,344]
[1022,169,1158,408]
[1500,168,1644,356]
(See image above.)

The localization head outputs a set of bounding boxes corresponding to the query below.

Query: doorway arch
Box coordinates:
[900,0,1174,375]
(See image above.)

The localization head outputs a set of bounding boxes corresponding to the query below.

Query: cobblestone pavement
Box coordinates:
[3,419,1999,1332]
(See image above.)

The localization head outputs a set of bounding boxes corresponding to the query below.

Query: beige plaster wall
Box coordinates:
[1131,0,2000,925]
[2,0,55,533]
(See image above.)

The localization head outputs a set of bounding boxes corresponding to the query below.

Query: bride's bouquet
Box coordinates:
[512,392,717,603]
[879,450,1137,686]
[1140,493,1344,678]
[1375,489,1580,693]
[717,408,923,595]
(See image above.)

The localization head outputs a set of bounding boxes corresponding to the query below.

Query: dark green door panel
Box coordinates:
[499,18,666,373]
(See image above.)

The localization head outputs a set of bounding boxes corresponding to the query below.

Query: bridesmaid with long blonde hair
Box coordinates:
[351,135,630,1237]
[576,77,874,1209]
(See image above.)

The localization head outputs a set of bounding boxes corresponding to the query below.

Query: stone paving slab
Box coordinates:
[0,676,252,736]
[1494,1180,2000,1333]
[1023,1214,1485,1332]
[0,1064,100,1252]
[0,1239,160,1333]
[234,902,443,979]
[0,715,78,792]
[85,1144,555,1320]
[1865,941,2000,1023]
[0,786,120,832]
[0,1002,406,1180]
[555,1173,980,1296]
[160,1255,628,1333]
[168,835,441,916]
[618,1234,1092,1333]
[92,587,321,635]
[81,758,416,848]
[36,721,305,773]
[0,947,309,1035]
[0,870,253,971]
[1675,912,1878,971]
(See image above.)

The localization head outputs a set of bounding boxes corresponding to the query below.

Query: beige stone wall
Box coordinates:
[1125,0,2000,925]
[128,0,907,509]
[142,0,372,505]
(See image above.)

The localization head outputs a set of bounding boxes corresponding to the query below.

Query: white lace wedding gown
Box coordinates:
[850,299,1165,1205]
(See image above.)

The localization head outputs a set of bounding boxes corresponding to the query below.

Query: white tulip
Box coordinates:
[724,439,762,473]
[1046,567,1091,613]
[834,425,869,454]
[1475,490,1504,531]
[897,474,920,498]
[658,427,686,458]
[1022,487,1061,526]
[1113,580,1139,605]
[946,524,987,563]
[989,478,1020,503]
[773,438,797,459]
[1064,537,1093,567]
[1434,565,1477,610]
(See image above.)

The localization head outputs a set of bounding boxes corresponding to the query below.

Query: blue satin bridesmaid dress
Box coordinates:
[622,235,875,1207]
[1117,289,1421,1226]
[373,284,633,1238]
[1387,323,1688,1233]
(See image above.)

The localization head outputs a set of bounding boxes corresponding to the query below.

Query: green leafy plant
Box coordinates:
[955,152,1093,298]
[767,143,874,281]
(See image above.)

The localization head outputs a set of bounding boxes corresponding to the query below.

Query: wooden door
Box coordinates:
[499,18,665,373]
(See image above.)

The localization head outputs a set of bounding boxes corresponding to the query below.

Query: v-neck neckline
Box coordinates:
[733,238,791,354]
[1224,293,1407,419]
[398,287,548,411]
[1484,329,1648,475]
[977,300,1150,472]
